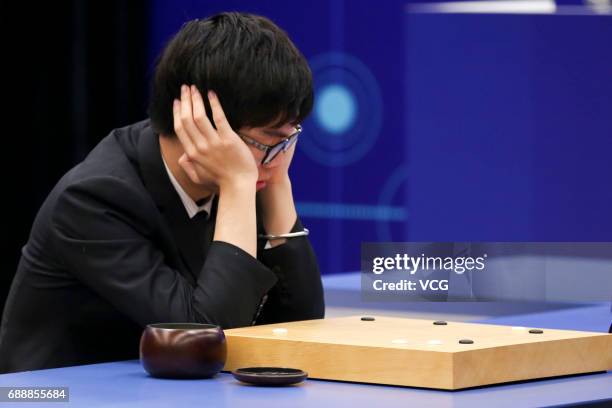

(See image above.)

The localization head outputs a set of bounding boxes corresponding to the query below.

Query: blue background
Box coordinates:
[148,1,612,275]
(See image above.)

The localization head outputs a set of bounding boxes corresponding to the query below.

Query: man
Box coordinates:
[0,12,324,373]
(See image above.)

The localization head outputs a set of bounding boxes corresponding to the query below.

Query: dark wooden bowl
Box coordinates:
[139,323,226,379]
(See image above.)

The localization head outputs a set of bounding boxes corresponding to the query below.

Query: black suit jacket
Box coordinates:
[0,119,324,373]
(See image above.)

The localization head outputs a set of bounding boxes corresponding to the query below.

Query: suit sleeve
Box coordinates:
[50,176,278,329]
[255,217,325,324]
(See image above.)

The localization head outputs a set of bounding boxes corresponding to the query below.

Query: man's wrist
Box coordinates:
[265,173,291,188]
[215,178,258,257]
[259,175,291,208]
[259,174,297,248]
[259,177,294,224]
[220,177,258,194]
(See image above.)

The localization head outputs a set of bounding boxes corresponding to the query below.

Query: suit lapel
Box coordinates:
[137,124,204,280]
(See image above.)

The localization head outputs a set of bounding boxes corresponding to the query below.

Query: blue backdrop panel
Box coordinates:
[405,10,612,242]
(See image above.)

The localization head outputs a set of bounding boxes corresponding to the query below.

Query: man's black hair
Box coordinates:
[148,12,314,135]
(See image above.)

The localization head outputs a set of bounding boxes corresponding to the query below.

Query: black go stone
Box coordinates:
[361,316,375,321]
[459,339,474,344]
[433,321,448,326]
[529,329,544,334]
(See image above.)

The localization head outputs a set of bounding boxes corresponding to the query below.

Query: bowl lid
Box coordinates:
[231,367,307,386]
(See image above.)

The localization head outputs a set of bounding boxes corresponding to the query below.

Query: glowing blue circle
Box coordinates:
[315,84,357,134]
[301,52,383,167]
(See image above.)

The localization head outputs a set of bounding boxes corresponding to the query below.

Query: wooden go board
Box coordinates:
[223,315,612,389]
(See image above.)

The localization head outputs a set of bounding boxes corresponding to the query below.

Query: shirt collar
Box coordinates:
[161,157,214,219]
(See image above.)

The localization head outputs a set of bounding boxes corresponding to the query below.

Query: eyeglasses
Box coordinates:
[239,125,302,165]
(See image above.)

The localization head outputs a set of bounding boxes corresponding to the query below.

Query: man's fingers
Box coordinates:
[179,85,206,153]
[190,85,218,142]
[173,98,197,158]
[208,90,232,135]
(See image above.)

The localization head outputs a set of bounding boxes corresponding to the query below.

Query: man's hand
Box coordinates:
[172,84,258,257]
[173,85,258,189]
